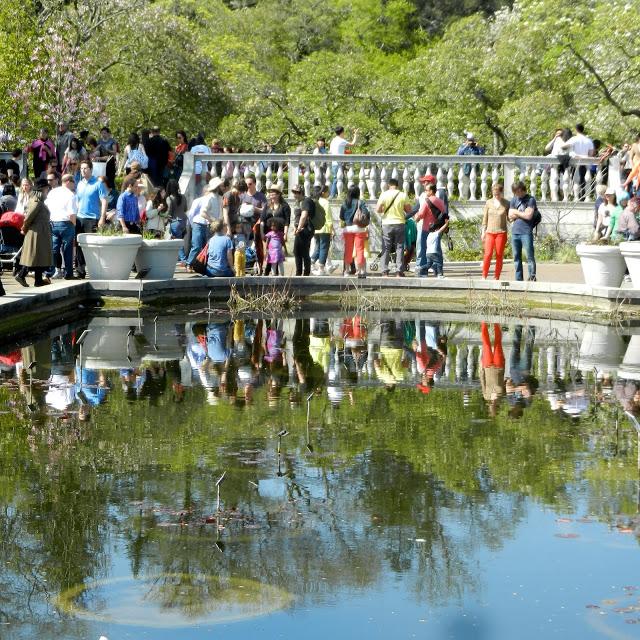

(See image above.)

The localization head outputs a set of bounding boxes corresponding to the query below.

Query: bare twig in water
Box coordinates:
[227,282,300,316]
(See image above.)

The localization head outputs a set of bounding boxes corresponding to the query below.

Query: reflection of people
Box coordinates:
[413,321,446,394]
[506,324,538,418]
[374,320,408,390]
[479,323,505,416]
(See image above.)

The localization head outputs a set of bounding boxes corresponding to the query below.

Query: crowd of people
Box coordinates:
[2,121,640,294]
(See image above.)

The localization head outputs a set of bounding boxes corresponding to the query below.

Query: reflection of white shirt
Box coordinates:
[45,375,76,410]
[45,186,77,222]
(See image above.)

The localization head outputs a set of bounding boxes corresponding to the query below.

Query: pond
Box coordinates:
[1,311,639,639]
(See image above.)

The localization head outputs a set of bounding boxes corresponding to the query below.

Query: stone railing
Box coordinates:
[179,152,618,206]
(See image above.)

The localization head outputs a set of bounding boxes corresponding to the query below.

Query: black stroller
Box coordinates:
[0,212,25,276]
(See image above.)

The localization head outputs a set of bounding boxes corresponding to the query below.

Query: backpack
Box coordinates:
[311,199,326,231]
[531,207,542,231]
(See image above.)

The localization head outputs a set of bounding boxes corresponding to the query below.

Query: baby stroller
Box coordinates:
[0,211,25,275]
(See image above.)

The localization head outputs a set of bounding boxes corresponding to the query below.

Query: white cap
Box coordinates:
[466,132,475,140]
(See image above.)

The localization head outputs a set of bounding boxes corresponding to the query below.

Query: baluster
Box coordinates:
[265,165,273,189]
[469,165,477,200]
[254,164,263,191]
[457,165,467,200]
[572,167,580,201]
[549,166,559,201]
[380,165,388,193]
[358,166,366,197]
[480,166,488,201]
[491,164,500,189]
[391,164,399,183]
[596,166,604,186]
[467,345,477,380]
[541,167,549,202]
[347,166,355,189]
[562,168,570,202]
[512,165,520,187]
[367,165,378,199]
[436,165,445,191]
[447,165,454,198]
[232,163,240,183]
[210,161,218,178]
[584,167,593,202]
[243,164,252,179]
[336,165,344,197]
[402,166,410,194]
[220,163,228,182]
[304,169,311,197]
[276,164,284,191]
[414,167,422,198]
[546,346,556,381]
[529,166,537,200]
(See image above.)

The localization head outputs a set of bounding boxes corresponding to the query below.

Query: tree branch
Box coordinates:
[265,96,307,138]
[568,43,640,118]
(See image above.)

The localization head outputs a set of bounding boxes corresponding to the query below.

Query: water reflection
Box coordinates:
[0,315,639,638]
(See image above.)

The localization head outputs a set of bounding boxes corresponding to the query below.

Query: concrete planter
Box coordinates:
[576,243,625,288]
[77,233,142,280]
[619,241,640,288]
[135,239,183,280]
[79,317,142,369]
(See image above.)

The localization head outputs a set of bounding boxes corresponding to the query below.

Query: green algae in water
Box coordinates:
[56,573,294,627]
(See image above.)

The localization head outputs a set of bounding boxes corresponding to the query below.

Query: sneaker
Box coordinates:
[357,272,367,279]
[343,271,351,278]
[14,274,28,288]
[528,275,537,282]
[52,268,64,279]
[437,274,445,279]
[64,274,77,280]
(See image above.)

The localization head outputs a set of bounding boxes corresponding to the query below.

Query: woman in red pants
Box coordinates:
[481,182,510,279]
[480,322,505,416]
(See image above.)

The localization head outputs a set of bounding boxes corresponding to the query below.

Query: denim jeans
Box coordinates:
[170,220,187,262]
[417,230,442,275]
[511,232,536,281]
[311,233,331,265]
[509,325,535,385]
[415,226,423,271]
[381,224,405,274]
[186,222,209,266]
[50,221,75,277]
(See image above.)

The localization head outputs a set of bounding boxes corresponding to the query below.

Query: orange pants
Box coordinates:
[343,231,367,268]
[482,231,507,279]
[481,322,504,369]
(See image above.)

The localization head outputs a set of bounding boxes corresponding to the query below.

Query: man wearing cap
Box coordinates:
[416,174,448,273]
[185,177,224,268]
[456,133,485,177]
[45,173,77,280]
[76,160,109,278]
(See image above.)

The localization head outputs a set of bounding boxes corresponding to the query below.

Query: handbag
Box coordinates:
[192,244,209,275]
[352,200,369,228]
[446,232,454,252]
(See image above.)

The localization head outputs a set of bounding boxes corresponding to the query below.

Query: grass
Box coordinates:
[227,282,300,315]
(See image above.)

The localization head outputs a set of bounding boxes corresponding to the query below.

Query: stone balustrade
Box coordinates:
[179,152,619,207]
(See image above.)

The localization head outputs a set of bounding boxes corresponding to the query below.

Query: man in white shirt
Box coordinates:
[185,177,224,268]
[561,123,594,200]
[329,126,358,197]
[45,173,77,279]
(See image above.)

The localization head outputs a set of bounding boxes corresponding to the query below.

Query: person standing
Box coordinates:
[508,181,537,282]
[116,175,143,234]
[76,160,109,279]
[55,122,74,167]
[481,182,510,280]
[185,177,224,269]
[560,123,595,200]
[45,173,77,280]
[146,126,171,186]
[15,178,53,288]
[292,185,314,276]
[25,129,56,179]
[414,183,446,277]
[329,126,358,197]
[340,186,370,278]
[456,132,485,178]
[376,178,412,277]
[311,184,333,274]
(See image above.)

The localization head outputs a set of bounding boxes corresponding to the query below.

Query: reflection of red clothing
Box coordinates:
[342,316,367,342]
[415,340,443,376]
[481,322,504,368]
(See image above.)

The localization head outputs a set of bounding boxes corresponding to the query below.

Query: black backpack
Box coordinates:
[311,199,326,231]
[531,207,542,232]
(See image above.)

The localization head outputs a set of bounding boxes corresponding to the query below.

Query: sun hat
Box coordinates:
[206,177,224,192]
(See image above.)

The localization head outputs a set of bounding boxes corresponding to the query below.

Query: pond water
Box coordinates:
[1,312,640,639]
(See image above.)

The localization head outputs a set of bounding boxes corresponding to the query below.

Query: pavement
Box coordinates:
[0,260,586,301]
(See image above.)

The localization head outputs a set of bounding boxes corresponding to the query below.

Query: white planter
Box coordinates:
[619,241,640,288]
[576,325,625,376]
[135,239,183,280]
[619,334,640,380]
[79,317,142,369]
[576,243,625,288]
[77,233,142,280]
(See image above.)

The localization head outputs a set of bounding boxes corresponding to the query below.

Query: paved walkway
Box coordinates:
[0,261,585,301]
